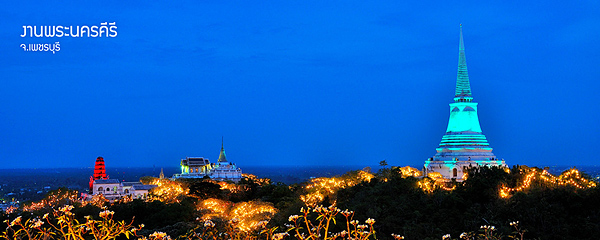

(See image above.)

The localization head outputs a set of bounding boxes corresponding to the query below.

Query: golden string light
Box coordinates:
[22,189,80,212]
[242,174,272,186]
[417,172,456,193]
[300,170,374,207]
[398,166,422,178]
[500,167,597,198]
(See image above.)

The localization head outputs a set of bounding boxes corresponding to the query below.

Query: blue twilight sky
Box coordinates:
[1,1,599,169]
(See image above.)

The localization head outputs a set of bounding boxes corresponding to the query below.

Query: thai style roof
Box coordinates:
[94,179,120,184]
[132,185,157,190]
[121,181,143,186]
[182,157,210,166]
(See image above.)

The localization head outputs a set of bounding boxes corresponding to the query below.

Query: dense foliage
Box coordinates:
[2,166,599,239]
[336,166,600,240]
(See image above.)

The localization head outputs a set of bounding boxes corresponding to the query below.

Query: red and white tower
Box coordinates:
[89,156,109,191]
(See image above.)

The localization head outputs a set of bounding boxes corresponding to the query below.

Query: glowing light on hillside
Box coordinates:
[417,172,456,193]
[230,201,277,232]
[148,178,187,203]
[242,174,271,186]
[198,198,233,217]
[198,198,277,232]
[300,170,374,207]
[216,181,247,193]
[500,167,597,198]
[22,189,79,212]
[398,166,422,178]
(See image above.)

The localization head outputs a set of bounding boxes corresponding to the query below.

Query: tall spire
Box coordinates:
[425,24,505,182]
[218,137,228,163]
[455,24,472,98]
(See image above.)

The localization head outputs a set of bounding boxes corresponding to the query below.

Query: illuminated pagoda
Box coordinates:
[174,138,242,182]
[89,156,108,191]
[83,156,157,201]
[424,25,506,181]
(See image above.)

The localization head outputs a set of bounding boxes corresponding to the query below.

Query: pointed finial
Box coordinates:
[218,137,228,163]
[455,24,472,98]
[459,24,465,51]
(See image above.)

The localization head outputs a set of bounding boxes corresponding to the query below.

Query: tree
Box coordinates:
[188,181,223,200]
[379,160,388,169]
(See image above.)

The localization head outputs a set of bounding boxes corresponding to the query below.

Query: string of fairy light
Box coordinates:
[22,189,79,212]
[300,167,471,204]
[242,173,271,186]
[500,167,597,198]
[398,166,422,178]
[13,165,598,228]
[300,170,374,207]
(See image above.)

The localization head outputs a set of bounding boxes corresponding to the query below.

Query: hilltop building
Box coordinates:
[173,139,242,182]
[84,180,156,201]
[424,26,506,181]
[83,157,157,201]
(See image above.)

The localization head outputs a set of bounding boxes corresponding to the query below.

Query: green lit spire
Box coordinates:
[425,25,505,182]
[218,137,228,163]
[455,24,472,98]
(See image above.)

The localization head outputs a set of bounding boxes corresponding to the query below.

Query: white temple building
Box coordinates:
[173,139,242,182]
[82,180,157,201]
[424,25,507,181]
[81,156,157,202]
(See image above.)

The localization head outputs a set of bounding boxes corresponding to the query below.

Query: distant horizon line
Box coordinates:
[0,164,598,170]
[0,164,380,170]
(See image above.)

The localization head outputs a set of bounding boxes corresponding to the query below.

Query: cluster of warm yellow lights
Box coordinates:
[417,172,456,193]
[149,178,187,203]
[22,189,79,212]
[198,198,277,232]
[198,198,233,216]
[398,166,457,193]
[213,175,271,193]
[242,173,272,186]
[398,166,422,178]
[300,170,374,207]
[215,181,245,193]
[500,167,597,198]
